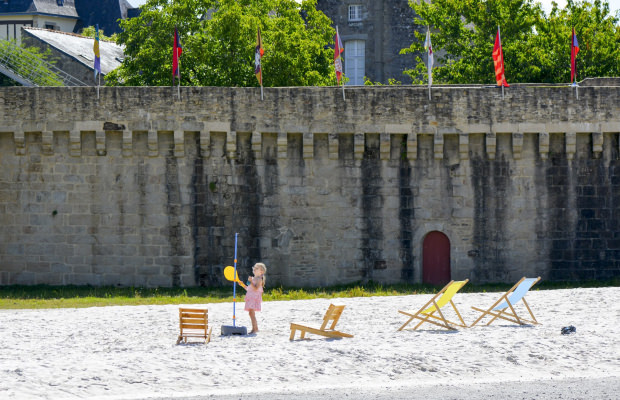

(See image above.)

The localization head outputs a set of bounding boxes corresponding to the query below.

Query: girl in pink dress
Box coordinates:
[244,262,266,334]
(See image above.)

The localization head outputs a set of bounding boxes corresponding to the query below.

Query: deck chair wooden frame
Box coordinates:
[177,308,213,344]
[290,304,354,340]
[469,276,541,327]
[398,279,469,331]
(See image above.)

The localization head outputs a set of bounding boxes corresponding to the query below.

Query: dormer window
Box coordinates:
[349,5,362,22]
[57,0,64,6]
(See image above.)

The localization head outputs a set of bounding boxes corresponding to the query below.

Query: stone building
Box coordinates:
[0,82,619,288]
[0,0,79,43]
[0,0,138,43]
[73,0,137,36]
[317,0,420,85]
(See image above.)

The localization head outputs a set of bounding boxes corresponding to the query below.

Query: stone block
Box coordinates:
[433,132,444,160]
[14,131,26,155]
[566,132,576,159]
[485,132,496,160]
[592,132,603,155]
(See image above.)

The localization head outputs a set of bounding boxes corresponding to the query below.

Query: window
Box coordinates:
[57,0,64,6]
[344,40,365,85]
[348,5,362,22]
[45,24,55,30]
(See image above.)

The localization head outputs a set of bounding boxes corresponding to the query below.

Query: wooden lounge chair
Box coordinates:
[177,308,213,344]
[398,279,469,331]
[290,304,354,340]
[469,276,541,327]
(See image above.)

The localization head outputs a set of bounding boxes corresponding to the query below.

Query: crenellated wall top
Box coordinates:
[1,81,619,141]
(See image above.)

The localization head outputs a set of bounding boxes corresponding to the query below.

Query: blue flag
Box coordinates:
[94,24,101,79]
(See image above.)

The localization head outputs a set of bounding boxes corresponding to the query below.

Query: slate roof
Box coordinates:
[0,0,79,18]
[0,1,140,34]
[23,27,124,75]
[73,0,136,35]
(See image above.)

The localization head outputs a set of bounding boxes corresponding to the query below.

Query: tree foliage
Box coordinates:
[80,26,117,42]
[107,0,336,87]
[0,40,63,86]
[403,0,620,84]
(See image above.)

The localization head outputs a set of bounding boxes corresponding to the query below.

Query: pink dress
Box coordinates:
[244,278,263,311]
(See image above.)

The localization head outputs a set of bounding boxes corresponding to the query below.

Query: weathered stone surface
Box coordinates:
[0,83,619,287]
[316,0,419,84]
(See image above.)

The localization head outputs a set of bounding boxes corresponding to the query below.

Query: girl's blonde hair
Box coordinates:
[254,262,267,287]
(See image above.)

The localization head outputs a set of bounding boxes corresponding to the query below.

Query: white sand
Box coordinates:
[1,287,619,399]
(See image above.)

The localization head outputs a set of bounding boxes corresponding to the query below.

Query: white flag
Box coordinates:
[424,28,433,86]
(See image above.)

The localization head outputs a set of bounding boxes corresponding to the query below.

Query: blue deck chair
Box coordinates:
[398,279,469,331]
[469,277,541,327]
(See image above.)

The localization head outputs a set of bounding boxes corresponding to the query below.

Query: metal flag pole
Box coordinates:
[221,232,247,335]
[499,25,505,100]
[177,61,181,100]
[172,74,175,98]
[336,25,345,101]
[425,26,432,101]
[174,26,181,101]
[573,69,578,99]
[172,29,175,98]
[232,232,238,327]
[574,80,579,100]
[571,27,579,100]
[428,81,431,101]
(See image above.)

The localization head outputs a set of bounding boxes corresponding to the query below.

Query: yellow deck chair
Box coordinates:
[398,279,469,331]
[176,308,213,344]
[290,304,354,340]
[469,276,541,327]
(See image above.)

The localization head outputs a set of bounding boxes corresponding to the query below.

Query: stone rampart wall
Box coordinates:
[1,83,619,287]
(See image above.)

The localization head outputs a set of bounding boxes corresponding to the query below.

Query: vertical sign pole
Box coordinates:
[232,232,239,327]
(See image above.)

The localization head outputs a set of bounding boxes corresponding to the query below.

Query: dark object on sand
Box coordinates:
[561,325,576,335]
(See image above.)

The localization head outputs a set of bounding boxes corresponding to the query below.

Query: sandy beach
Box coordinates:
[1,286,619,399]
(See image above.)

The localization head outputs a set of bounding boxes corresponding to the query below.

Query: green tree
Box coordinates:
[107,0,336,87]
[536,0,620,81]
[0,40,63,86]
[403,0,619,84]
[80,26,117,42]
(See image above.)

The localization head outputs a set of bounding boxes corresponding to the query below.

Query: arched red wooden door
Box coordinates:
[422,231,451,285]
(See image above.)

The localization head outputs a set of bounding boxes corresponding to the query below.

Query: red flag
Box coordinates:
[492,27,509,87]
[571,27,580,83]
[255,27,264,86]
[173,27,182,81]
[334,26,344,85]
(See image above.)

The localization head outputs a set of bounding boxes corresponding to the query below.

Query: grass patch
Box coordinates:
[0,279,617,310]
